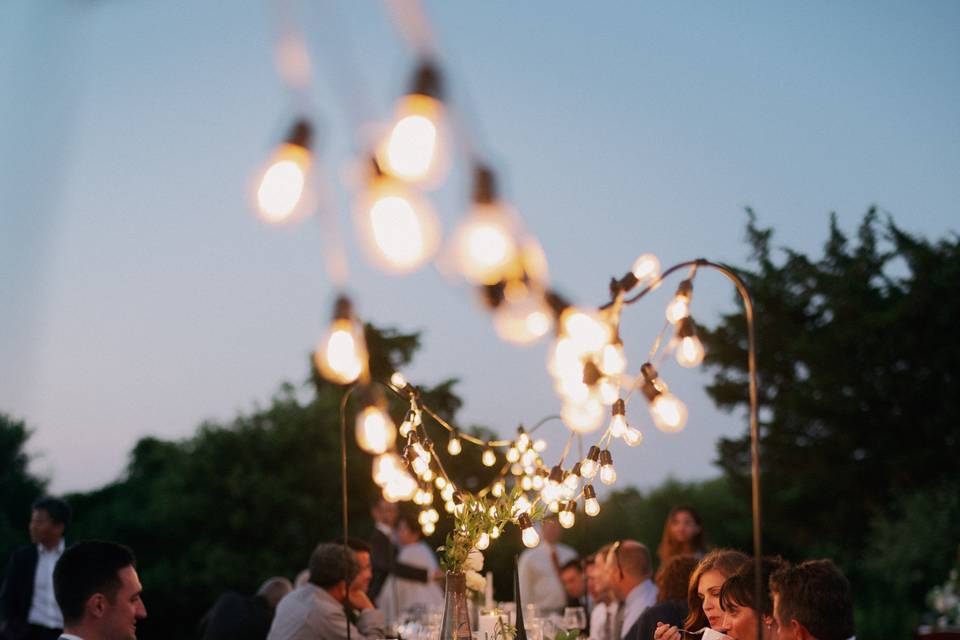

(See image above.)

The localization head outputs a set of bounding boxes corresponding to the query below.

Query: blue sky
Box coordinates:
[1,1,958,493]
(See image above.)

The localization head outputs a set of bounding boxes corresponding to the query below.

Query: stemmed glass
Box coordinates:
[562,607,587,637]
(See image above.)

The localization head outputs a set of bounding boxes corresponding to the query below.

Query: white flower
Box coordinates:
[466,570,486,592]
[465,548,484,572]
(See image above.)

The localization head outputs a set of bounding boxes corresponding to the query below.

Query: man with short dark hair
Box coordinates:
[267,543,384,640]
[769,559,854,640]
[1,497,72,640]
[559,559,587,607]
[605,541,657,640]
[52,540,147,640]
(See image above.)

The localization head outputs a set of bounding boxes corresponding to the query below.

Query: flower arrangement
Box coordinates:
[927,568,960,628]
[438,485,544,580]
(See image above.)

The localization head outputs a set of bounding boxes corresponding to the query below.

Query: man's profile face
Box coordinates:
[101,565,147,640]
[29,509,63,548]
[373,501,398,527]
[772,592,797,640]
[560,567,585,599]
[350,551,373,593]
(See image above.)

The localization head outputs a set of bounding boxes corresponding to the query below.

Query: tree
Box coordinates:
[0,413,46,561]
[701,209,960,637]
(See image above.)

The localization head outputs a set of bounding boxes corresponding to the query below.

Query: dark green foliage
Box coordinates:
[0,413,47,555]
[700,209,960,639]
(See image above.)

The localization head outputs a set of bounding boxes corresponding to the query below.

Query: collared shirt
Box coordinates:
[517,541,578,612]
[589,600,619,640]
[28,539,65,629]
[619,579,657,639]
[267,583,385,640]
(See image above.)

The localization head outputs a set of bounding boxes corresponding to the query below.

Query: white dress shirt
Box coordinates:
[28,539,65,629]
[619,579,657,639]
[589,600,619,640]
[517,541,577,612]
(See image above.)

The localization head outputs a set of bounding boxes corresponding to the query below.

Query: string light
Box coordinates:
[254,118,313,224]
[452,166,519,285]
[355,388,396,455]
[580,446,601,479]
[482,447,497,467]
[476,531,491,550]
[631,253,660,283]
[624,426,644,447]
[675,317,705,368]
[541,465,564,504]
[583,484,601,516]
[559,501,576,529]
[315,296,369,385]
[390,372,408,389]
[518,513,540,548]
[492,282,554,345]
[506,446,520,463]
[356,160,439,274]
[561,397,604,433]
[490,525,501,539]
[559,307,613,356]
[564,463,582,493]
[665,279,693,325]
[640,363,689,432]
[447,432,462,455]
[609,399,628,438]
[599,449,617,486]
[599,339,627,377]
[377,61,447,186]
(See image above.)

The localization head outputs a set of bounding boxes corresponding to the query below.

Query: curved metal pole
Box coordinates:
[611,258,762,639]
[339,385,358,640]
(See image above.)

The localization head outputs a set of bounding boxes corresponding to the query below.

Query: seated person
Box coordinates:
[199,576,293,640]
[717,557,785,640]
[769,559,854,640]
[632,554,699,640]
[267,543,384,640]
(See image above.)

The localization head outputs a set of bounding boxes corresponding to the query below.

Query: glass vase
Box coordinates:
[440,571,472,640]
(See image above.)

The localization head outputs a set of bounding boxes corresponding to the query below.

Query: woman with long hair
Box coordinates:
[656,506,707,566]
[653,549,750,640]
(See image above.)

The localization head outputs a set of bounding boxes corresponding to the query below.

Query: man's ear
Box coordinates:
[86,593,109,619]
[788,619,816,640]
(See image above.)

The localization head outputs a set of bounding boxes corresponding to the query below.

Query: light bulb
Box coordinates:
[418,509,430,525]
[254,120,313,224]
[519,514,540,548]
[476,532,491,550]
[448,434,462,455]
[357,171,439,274]
[564,464,581,492]
[599,449,616,486]
[533,439,547,452]
[411,455,429,476]
[624,427,643,447]
[427,508,439,522]
[379,87,446,185]
[441,484,455,502]
[422,521,435,536]
[422,468,434,482]
[453,205,519,285]
[560,308,613,355]
[513,495,531,516]
[675,317,705,368]
[493,286,554,345]
[651,392,689,433]
[355,406,396,455]
[384,471,417,502]
[482,448,497,467]
[631,253,660,282]
[580,446,601,479]
[561,398,604,433]
[665,279,694,325]
[559,504,575,529]
[390,372,408,388]
[549,337,586,380]
[373,453,405,487]
[435,476,447,490]
[599,342,627,377]
[598,378,620,405]
[532,474,545,491]
[506,447,520,463]
[584,484,601,516]
[315,297,368,385]
[521,449,537,467]
[444,500,455,513]
[521,476,533,491]
[490,525,501,539]
[492,481,505,497]
[609,413,628,438]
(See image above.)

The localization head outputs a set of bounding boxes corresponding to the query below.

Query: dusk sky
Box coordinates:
[2,1,958,494]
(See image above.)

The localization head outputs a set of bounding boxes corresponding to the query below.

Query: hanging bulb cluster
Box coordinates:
[315,295,369,385]
[253,118,314,224]
[640,363,689,432]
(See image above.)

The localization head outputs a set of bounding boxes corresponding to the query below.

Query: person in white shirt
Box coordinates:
[52,540,147,640]
[587,547,619,640]
[0,496,71,640]
[376,513,443,623]
[517,517,578,613]
[605,541,657,640]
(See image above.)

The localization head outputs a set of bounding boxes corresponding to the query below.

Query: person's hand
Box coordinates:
[654,622,681,640]
[348,588,374,611]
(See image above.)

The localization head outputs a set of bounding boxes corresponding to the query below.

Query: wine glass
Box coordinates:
[562,606,586,636]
